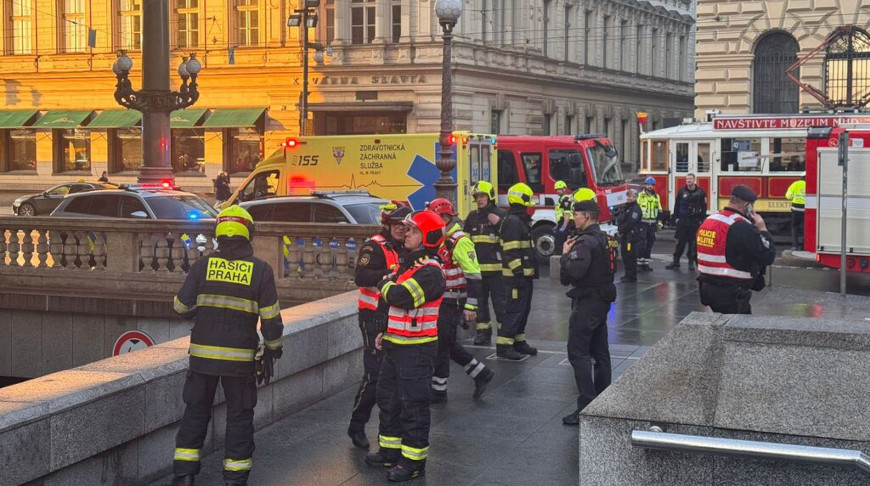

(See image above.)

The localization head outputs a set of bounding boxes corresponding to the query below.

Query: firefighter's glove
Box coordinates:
[255,345,283,385]
[657,221,664,230]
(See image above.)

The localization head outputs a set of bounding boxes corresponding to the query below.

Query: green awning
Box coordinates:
[30,110,94,128]
[88,110,141,128]
[170,108,208,128]
[201,108,266,128]
[0,110,39,128]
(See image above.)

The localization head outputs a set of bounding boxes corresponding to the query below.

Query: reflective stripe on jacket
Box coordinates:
[358,234,399,311]
[438,223,482,309]
[638,190,662,221]
[696,211,753,280]
[786,180,806,211]
[382,258,444,345]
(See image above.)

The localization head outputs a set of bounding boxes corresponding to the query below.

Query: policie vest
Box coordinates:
[358,234,400,311]
[384,258,444,345]
[575,231,617,288]
[438,230,470,301]
[696,211,754,281]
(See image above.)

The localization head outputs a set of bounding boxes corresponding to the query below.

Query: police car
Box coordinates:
[49,183,218,220]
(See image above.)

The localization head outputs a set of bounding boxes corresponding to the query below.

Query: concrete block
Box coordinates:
[43,440,138,486]
[41,312,73,375]
[145,370,188,431]
[136,317,171,345]
[11,310,43,378]
[72,314,105,368]
[272,365,323,419]
[326,316,362,359]
[0,312,11,376]
[276,321,328,378]
[137,424,179,484]
[169,319,193,340]
[104,316,138,358]
[549,255,561,279]
[723,315,870,351]
[0,402,51,485]
[323,350,362,398]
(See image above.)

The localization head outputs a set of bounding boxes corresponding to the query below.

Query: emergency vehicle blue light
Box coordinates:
[188,212,200,220]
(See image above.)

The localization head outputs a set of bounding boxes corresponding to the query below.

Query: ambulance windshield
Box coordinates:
[587,142,624,186]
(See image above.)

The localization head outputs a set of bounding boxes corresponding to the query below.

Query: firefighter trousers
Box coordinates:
[475,273,506,332]
[174,370,257,483]
[350,314,385,431]
[500,277,534,344]
[433,302,485,393]
[377,341,437,467]
[568,296,612,411]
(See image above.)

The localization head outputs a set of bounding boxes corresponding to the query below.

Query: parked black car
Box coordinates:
[12,181,118,216]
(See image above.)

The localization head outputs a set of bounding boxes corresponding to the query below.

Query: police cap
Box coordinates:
[731,185,757,203]
[573,200,600,213]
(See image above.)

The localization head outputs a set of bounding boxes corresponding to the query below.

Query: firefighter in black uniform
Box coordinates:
[559,200,616,425]
[497,182,539,360]
[696,185,776,314]
[616,189,642,282]
[171,206,284,486]
[348,202,412,449]
[464,181,507,345]
[666,173,708,271]
[365,210,446,482]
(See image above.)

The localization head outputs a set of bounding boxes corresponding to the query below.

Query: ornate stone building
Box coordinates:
[695,0,870,119]
[0,0,693,195]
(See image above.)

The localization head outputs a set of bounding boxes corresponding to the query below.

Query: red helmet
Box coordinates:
[404,210,445,249]
[427,198,456,216]
[380,200,412,225]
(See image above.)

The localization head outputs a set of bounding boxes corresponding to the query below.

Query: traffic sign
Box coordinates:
[113,330,155,356]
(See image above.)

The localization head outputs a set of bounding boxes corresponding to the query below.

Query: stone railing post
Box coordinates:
[106,230,143,273]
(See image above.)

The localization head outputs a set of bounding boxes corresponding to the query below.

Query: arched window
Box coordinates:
[824,26,870,108]
[753,32,799,114]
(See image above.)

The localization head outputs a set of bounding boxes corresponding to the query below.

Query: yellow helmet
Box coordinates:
[472,181,496,200]
[215,205,254,240]
[554,180,568,190]
[507,182,534,207]
[573,187,596,203]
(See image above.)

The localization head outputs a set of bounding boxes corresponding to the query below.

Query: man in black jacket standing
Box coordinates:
[666,173,708,271]
[560,200,616,425]
[616,189,642,282]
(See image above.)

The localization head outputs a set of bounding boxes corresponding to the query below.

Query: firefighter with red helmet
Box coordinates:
[427,198,495,402]
[365,210,446,482]
[348,201,412,450]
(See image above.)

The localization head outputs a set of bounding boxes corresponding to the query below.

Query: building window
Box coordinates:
[10,0,33,54]
[491,110,502,134]
[172,129,205,173]
[1,130,37,171]
[119,0,142,50]
[753,31,799,113]
[56,129,91,173]
[585,116,594,133]
[110,128,142,173]
[823,26,870,109]
[564,114,573,134]
[325,0,334,44]
[391,0,401,43]
[226,127,263,174]
[351,0,375,45]
[62,0,87,53]
[175,0,199,49]
[235,0,259,47]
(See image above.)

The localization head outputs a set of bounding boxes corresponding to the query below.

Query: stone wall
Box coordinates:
[0,291,361,486]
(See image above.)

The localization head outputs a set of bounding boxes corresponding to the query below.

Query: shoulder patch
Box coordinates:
[359,254,371,266]
[467,250,476,261]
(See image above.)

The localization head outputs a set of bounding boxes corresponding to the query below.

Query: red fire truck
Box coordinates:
[636,114,870,231]
[496,134,629,257]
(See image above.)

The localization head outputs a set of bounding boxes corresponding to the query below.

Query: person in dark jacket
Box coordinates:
[616,189,642,282]
[347,202,411,449]
[696,185,776,314]
[171,206,284,486]
[666,173,708,271]
[215,171,232,206]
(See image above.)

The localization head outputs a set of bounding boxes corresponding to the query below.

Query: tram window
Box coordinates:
[720,138,762,172]
[650,140,667,171]
[770,137,806,172]
[697,143,711,172]
[675,143,689,172]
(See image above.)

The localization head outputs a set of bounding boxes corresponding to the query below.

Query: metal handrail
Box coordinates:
[631,428,870,476]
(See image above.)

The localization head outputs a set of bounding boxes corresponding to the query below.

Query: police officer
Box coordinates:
[464,181,507,346]
[498,182,539,360]
[171,206,284,486]
[348,202,412,449]
[637,177,663,271]
[365,210,446,482]
[559,199,616,425]
[428,199,495,402]
[786,173,806,250]
[697,185,776,314]
[666,173,708,271]
[616,189,642,282]
[553,180,573,255]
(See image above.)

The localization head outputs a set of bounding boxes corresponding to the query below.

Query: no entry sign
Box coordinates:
[113,330,155,356]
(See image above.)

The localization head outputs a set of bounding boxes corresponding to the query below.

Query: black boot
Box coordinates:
[473,328,492,345]
[347,426,370,449]
[665,261,680,270]
[496,344,524,360]
[620,275,637,283]
[366,449,401,468]
[171,476,195,486]
[387,462,426,482]
[562,409,581,426]
[429,389,448,404]
[514,341,538,356]
[473,368,494,399]
[687,260,696,271]
[225,481,246,486]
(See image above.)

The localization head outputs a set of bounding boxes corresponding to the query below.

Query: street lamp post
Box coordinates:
[112,0,201,185]
[289,0,321,136]
[434,0,463,204]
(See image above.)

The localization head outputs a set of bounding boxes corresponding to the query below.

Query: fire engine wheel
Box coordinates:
[531,225,556,259]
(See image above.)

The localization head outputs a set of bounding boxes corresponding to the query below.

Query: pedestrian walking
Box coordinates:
[497,182,539,360]
[463,181,507,345]
[553,180,573,255]
[786,173,806,250]
[215,171,232,206]
[365,210,446,482]
[697,185,776,314]
[666,173,707,271]
[637,177,663,271]
[171,206,284,486]
[616,189,642,282]
[347,202,411,450]
[560,199,616,425]
[98,171,109,183]
[427,198,495,403]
